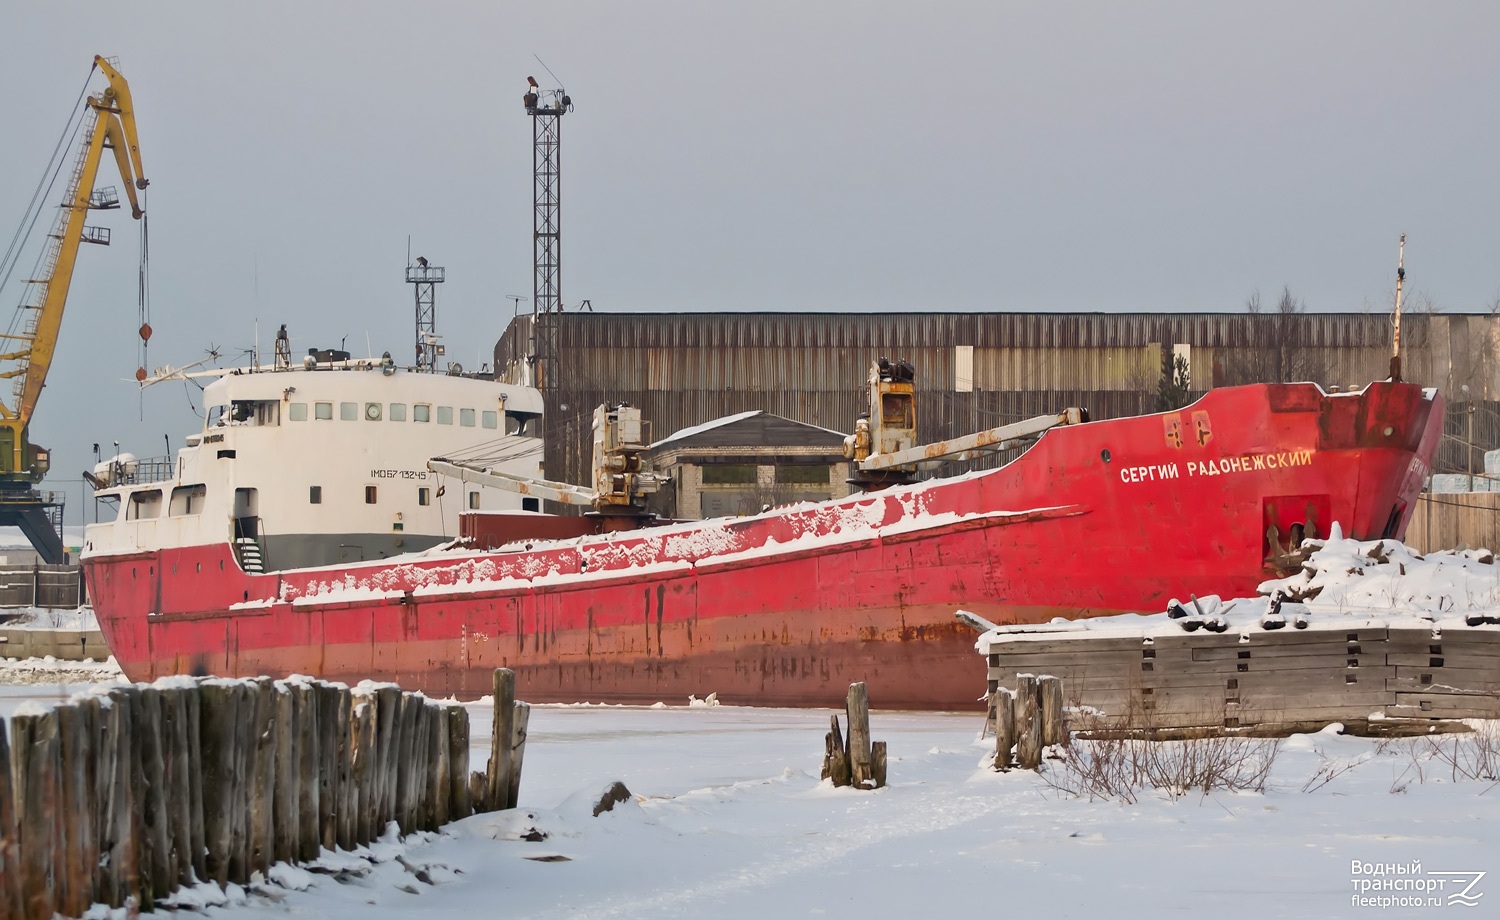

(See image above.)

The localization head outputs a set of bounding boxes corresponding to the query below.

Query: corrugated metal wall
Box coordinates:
[493,312,1500,488]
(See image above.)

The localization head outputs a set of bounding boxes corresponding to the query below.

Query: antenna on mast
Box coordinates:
[1390,233,1406,382]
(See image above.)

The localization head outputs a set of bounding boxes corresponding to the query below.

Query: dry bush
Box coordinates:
[1043,734,1282,804]
[1384,722,1500,792]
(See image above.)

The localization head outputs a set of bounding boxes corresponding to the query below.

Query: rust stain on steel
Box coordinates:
[643,587,652,656]
[655,583,665,657]
[1163,416,1184,449]
[1192,410,1213,446]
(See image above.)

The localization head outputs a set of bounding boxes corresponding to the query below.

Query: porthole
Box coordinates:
[1100,449,1112,463]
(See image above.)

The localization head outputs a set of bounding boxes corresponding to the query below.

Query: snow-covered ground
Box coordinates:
[3,681,1498,919]
[5,532,1500,917]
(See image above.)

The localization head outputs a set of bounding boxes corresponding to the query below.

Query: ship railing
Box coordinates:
[100,455,175,487]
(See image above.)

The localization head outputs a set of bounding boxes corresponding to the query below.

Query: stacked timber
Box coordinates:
[0,670,527,919]
[984,626,1500,734]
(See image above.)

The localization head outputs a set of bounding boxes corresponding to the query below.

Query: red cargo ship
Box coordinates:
[82,366,1442,710]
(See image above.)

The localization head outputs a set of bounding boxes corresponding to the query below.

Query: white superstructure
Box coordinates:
[82,354,545,571]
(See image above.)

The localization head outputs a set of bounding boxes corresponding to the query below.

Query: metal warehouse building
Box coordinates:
[494,311,1500,489]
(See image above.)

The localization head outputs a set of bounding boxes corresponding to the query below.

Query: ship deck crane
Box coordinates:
[430,404,664,521]
[843,359,1087,486]
[0,56,147,562]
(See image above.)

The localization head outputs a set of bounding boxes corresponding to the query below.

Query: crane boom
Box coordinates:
[0,55,147,480]
[428,459,599,507]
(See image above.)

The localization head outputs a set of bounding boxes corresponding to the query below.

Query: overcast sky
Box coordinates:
[2,1,1499,536]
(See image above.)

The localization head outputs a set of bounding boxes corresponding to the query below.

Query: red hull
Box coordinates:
[84,382,1443,710]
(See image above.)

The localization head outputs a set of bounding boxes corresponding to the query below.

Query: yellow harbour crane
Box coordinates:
[0,55,147,562]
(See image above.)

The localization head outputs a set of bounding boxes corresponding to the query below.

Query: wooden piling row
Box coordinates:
[993,674,1066,771]
[0,671,511,919]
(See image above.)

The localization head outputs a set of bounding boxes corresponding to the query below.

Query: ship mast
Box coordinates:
[1390,233,1406,382]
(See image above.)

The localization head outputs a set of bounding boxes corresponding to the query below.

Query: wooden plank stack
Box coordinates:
[985,627,1500,734]
[0,669,527,919]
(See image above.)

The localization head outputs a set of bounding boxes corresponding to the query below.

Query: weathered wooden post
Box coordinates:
[295,682,321,861]
[69,698,103,915]
[335,687,356,851]
[435,702,450,822]
[317,683,342,850]
[116,686,146,907]
[469,771,488,815]
[55,704,86,917]
[159,687,193,889]
[820,714,851,787]
[1038,675,1066,747]
[846,682,873,788]
[992,688,1016,770]
[0,715,19,920]
[250,679,280,883]
[14,709,60,920]
[96,685,135,907]
[508,701,530,810]
[184,685,206,885]
[488,669,516,812]
[1015,674,1042,770]
[272,684,299,864]
[230,682,260,886]
[447,704,472,820]
[199,680,238,887]
[349,690,378,846]
[373,685,401,831]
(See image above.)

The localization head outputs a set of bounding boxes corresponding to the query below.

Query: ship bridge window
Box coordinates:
[207,405,227,427]
[414,404,431,423]
[227,400,280,427]
[169,484,207,515]
[437,406,453,425]
[390,402,407,421]
[460,408,475,427]
[482,410,498,429]
[340,402,358,421]
[288,402,308,421]
[315,402,333,420]
[127,489,164,520]
[364,402,382,421]
[505,411,540,436]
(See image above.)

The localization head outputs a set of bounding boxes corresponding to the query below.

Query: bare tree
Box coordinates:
[1222,286,1323,385]
[1268,286,1316,383]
